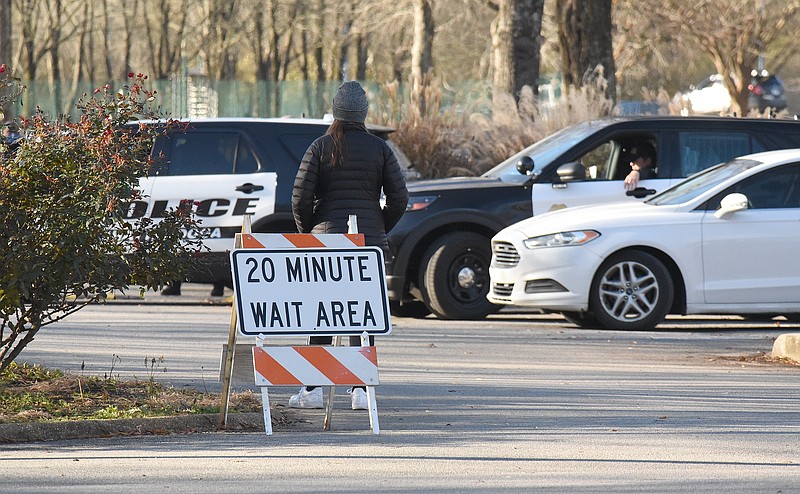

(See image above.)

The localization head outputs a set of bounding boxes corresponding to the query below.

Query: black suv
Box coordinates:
[386,116,800,320]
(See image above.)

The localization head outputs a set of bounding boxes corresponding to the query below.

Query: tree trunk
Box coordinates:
[556,0,616,104]
[313,0,327,117]
[410,0,434,85]
[49,0,63,114]
[121,0,138,81]
[338,16,352,80]
[355,34,367,81]
[512,0,544,99]
[490,0,514,101]
[489,0,544,107]
[0,0,13,118]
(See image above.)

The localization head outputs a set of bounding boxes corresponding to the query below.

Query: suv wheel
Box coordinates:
[589,250,673,331]
[419,232,500,320]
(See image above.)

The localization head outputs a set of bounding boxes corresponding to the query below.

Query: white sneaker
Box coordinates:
[349,387,368,410]
[288,387,323,409]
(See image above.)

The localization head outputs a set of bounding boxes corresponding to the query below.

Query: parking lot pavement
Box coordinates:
[6,302,800,492]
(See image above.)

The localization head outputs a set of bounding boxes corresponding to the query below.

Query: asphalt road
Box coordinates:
[2,285,799,493]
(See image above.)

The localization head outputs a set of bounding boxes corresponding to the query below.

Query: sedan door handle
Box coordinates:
[626,187,656,198]
[235,183,265,194]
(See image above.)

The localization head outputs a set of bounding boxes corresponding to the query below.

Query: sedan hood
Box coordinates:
[498,201,681,237]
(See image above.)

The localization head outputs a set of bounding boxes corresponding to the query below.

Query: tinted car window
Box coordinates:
[483,121,611,182]
[168,133,238,175]
[279,133,327,162]
[569,135,658,182]
[152,132,262,176]
[651,159,761,206]
[235,141,259,174]
[710,163,800,209]
[678,131,761,176]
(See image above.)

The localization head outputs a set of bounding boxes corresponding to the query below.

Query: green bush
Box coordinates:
[0,70,206,371]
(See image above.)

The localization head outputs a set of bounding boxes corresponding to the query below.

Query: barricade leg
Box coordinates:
[323,336,342,431]
[261,387,273,436]
[361,332,380,434]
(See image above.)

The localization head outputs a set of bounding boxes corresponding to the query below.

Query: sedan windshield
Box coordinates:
[482,120,613,183]
[647,159,762,205]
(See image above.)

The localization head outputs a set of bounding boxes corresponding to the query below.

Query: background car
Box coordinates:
[677,71,788,115]
[488,149,800,330]
[748,70,788,113]
[678,74,731,114]
[387,116,800,320]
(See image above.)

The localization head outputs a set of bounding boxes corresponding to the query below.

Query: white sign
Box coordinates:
[230,247,391,336]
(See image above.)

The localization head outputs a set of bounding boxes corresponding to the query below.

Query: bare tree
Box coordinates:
[205,0,239,80]
[142,0,190,79]
[639,0,800,115]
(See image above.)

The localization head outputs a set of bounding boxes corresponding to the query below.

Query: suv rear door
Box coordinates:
[144,128,276,253]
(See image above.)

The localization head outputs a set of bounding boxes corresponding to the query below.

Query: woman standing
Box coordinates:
[290,80,409,410]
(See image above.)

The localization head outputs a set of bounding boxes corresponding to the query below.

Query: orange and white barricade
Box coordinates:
[220,215,389,435]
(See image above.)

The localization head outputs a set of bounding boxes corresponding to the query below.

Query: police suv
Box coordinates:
[124,117,412,286]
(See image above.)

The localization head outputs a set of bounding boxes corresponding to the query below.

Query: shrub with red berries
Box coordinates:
[0,70,207,371]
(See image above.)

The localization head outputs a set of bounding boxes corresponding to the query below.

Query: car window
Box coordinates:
[678,131,761,177]
[234,141,259,174]
[151,132,262,176]
[166,133,238,176]
[483,121,611,182]
[649,159,761,206]
[279,133,326,163]
[577,142,614,180]
[708,163,800,210]
[575,136,657,181]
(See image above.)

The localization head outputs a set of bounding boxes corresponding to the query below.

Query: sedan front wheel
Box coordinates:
[589,250,674,331]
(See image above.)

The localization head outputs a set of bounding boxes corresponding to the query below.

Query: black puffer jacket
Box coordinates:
[291,123,409,251]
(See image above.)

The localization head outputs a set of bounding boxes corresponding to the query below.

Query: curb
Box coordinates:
[0,412,278,444]
[772,333,800,363]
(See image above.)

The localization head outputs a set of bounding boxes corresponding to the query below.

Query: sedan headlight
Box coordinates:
[406,195,438,211]
[523,230,600,249]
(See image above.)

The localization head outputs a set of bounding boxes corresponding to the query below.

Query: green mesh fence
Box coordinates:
[4,78,495,123]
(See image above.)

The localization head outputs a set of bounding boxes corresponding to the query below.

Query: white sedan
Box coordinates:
[488,149,800,330]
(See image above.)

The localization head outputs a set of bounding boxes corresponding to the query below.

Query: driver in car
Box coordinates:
[623,143,656,191]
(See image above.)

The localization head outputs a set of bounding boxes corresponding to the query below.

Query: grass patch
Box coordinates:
[0,362,261,424]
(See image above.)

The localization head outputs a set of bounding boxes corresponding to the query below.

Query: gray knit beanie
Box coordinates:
[332,81,369,123]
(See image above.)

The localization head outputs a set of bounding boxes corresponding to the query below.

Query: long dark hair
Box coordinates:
[325,119,346,167]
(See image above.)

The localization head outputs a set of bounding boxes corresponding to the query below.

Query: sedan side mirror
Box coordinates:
[556,161,586,182]
[714,192,749,219]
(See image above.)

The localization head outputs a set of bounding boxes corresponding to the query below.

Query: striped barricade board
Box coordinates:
[228,232,384,435]
[253,346,379,387]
